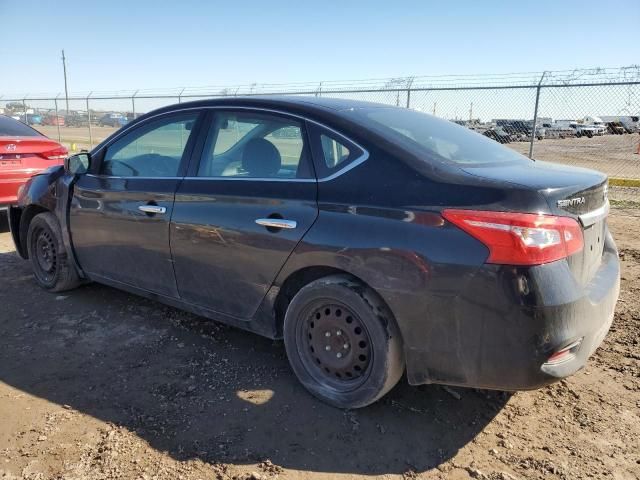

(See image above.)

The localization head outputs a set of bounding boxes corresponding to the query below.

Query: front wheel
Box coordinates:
[27,212,81,292]
[283,275,404,408]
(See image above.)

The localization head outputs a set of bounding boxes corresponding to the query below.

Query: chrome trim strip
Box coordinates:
[255,218,297,229]
[86,174,183,180]
[92,105,370,183]
[578,200,609,227]
[182,176,316,183]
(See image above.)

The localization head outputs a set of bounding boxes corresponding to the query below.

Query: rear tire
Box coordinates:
[27,212,81,292]
[283,275,404,408]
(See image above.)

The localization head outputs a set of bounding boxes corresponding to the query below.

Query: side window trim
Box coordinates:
[91,111,204,178]
[88,105,369,182]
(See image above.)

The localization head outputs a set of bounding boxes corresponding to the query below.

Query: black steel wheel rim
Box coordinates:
[297,300,373,391]
[32,227,57,283]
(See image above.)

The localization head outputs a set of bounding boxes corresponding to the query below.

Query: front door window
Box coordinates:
[101,114,198,177]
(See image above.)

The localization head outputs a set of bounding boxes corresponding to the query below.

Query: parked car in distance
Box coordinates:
[98,113,128,128]
[482,125,512,143]
[65,112,89,128]
[0,115,67,209]
[541,123,576,139]
[584,116,607,136]
[19,114,43,126]
[8,97,619,408]
[606,122,626,135]
[600,115,640,133]
[570,123,599,138]
[42,114,65,127]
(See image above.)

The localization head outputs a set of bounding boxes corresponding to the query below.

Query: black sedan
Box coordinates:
[8,97,619,408]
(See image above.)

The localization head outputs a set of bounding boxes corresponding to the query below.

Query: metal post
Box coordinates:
[22,97,27,123]
[61,50,70,114]
[178,87,185,104]
[86,92,93,149]
[529,71,547,159]
[54,95,61,142]
[131,90,138,119]
[406,77,414,108]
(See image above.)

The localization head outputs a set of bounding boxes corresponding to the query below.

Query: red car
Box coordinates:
[0,115,67,209]
[42,114,65,127]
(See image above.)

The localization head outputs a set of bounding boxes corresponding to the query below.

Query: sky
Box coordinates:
[0,0,639,97]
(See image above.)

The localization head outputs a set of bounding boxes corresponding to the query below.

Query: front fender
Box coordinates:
[11,166,82,278]
[16,165,65,210]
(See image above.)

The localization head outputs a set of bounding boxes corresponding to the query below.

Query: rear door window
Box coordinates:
[197,111,313,179]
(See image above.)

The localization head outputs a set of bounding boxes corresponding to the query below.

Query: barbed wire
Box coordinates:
[2,66,639,100]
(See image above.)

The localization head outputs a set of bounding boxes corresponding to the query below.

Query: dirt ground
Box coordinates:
[0,209,638,480]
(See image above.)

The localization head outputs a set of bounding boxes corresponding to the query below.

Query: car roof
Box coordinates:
[175,95,390,113]
[130,95,401,153]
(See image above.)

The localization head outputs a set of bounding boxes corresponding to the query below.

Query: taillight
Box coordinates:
[442,209,583,266]
[37,146,68,160]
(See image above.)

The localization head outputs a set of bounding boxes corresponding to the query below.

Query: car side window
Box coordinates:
[197,112,312,179]
[320,134,351,168]
[101,114,198,177]
[308,124,364,179]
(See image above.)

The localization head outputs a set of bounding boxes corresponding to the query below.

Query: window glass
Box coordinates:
[102,114,197,177]
[354,107,528,165]
[0,115,42,137]
[320,134,351,168]
[198,112,310,179]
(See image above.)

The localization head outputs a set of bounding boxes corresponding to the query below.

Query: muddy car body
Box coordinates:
[9,97,620,408]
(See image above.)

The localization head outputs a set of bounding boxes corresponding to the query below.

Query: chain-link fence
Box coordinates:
[2,67,639,201]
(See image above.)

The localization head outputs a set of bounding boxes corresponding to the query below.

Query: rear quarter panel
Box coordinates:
[274,146,554,384]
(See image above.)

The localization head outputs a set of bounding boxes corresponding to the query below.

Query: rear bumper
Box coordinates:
[0,176,31,206]
[402,229,620,390]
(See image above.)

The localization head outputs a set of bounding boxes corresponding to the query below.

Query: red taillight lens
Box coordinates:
[442,209,583,266]
[37,146,68,160]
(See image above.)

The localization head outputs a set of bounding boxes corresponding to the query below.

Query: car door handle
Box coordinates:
[138,205,167,214]
[255,218,297,229]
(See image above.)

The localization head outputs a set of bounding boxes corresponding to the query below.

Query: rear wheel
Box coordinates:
[27,212,81,292]
[283,275,404,408]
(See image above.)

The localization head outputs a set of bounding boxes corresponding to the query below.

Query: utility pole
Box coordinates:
[61,50,70,113]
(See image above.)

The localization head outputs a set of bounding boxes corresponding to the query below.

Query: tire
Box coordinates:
[283,275,404,408]
[27,212,81,292]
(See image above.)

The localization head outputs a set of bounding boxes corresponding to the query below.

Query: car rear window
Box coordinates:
[355,107,529,165]
[0,115,43,137]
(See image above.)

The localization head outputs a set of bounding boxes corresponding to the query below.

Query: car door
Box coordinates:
[69,111,203,297]
[171,109,318,318]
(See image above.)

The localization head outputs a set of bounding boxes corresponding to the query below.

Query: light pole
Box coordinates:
[61,50,70,114]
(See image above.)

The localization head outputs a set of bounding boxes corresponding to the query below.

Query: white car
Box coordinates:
[570,123,599,138]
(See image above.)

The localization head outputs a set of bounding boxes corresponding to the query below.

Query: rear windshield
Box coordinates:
[354,107,529,165]
[0,115,43,137]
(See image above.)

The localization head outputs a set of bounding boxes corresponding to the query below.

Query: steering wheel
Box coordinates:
[143,153,176,177]
[106,159,139,176]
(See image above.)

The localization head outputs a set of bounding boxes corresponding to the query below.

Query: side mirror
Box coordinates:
[65,153,91,175]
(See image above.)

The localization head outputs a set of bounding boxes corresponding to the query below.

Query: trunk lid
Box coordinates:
[461,160,609,285]
[0,137,67,170]
[0,136,64,156]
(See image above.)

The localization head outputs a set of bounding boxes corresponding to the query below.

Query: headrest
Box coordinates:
[242,138,281,177]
